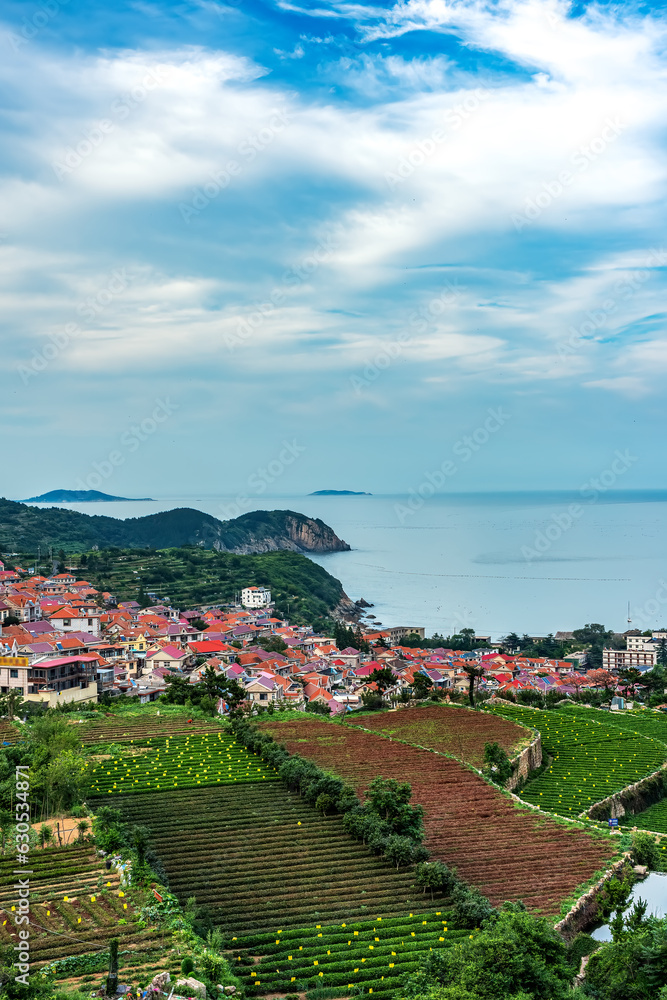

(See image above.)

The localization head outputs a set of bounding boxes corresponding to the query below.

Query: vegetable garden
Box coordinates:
[488,703,667,816]
[259,717,616,913]
[0,845,162,968]
[351,705,529,766]
[233,909,470,1000]
[84,731,278,795]
[99,783,438,935]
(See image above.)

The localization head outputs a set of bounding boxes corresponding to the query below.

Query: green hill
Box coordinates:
[0,499,350,555]
[79,547,350,624]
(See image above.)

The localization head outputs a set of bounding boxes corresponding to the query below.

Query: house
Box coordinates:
[241,586,272,608]
[0,655,30,696]
[245,672,282,704]
[145,644,192,671]
[27,654,99,698]
[47,607,101,636]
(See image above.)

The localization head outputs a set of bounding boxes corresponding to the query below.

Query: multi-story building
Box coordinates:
[241,586,271,608]
[602,648,657,670]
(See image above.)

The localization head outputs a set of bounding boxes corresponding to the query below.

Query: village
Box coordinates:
[0,560,663,713]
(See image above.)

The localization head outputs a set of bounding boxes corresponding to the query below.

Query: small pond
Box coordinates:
[591,872,667,941]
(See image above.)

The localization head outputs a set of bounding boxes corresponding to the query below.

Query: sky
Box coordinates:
[2,0,667,500]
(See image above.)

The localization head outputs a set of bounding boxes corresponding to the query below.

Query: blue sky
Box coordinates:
[2,0,667,500]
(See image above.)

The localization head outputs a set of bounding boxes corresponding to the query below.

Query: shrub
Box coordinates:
[631,831,662,870]
[181,957,195,975]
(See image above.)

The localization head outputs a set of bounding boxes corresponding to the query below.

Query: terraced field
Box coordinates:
[0,718,21,743]
[568,707,667,744]
[260,717,616,914]
[0,845,162,968]
[102,784,437,935]
[488,703,667,816]
[234,910,470,1000]
[352,705,529,766]
[75,714,221,745]
[631,798,667,833]
[85,731,278,795]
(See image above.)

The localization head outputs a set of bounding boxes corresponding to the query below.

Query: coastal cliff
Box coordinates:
[0,499,350,556]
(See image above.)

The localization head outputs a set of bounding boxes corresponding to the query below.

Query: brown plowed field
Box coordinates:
[350,705,529,766]
[260,717,616,915]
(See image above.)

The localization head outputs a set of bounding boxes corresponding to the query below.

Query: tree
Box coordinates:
[76,819,89,843]
[414,861,459,901]
[385,834,417,870]
[482,742,513,785]
[462,662,485,707]
[658,638,667,669]
[106,938,119,997]
[619,667,643,699]
[412,672,434,699]
[369,666,396,694]
[1,689,24,720]
[39,824,53,849]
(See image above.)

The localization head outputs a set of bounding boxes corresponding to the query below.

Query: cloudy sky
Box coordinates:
[2,0,666,499]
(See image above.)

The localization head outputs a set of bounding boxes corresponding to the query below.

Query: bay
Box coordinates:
[25,490,667,639]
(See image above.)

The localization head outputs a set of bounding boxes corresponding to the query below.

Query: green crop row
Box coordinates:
[85,731,278,795]
[231,911,472,998]
[490,704,667,815]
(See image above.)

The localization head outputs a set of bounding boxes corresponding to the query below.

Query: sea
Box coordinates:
[24,490,667,640]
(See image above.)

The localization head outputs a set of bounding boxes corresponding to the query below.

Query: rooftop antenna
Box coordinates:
[627,600,632,624]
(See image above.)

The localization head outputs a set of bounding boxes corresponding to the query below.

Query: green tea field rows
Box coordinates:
[488,703,667,815]
[98,784,438,936]
[233,910,471,1000]
[0,846,162,968]
[351,705,529,766]
[631,798,667,833]
[75,713,221,745]
[84,731,278,795]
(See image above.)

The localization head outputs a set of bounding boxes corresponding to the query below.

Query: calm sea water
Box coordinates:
[26,490,667,639]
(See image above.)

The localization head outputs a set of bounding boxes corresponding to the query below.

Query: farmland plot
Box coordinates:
[0,846,162,968]
[488,704,667,816]
[353,705,528,766]
[85,731,278,795]
[259,718,615,914]
[100,784,437,936]
[234,910,470,1000]
[75,714,221,745]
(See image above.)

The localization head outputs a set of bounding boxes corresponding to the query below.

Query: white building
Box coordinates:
[603,648,657,670]
[241,586,271,608]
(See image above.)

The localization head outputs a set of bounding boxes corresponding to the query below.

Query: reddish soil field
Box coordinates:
[260,718,616,915]
[351,705,529,766]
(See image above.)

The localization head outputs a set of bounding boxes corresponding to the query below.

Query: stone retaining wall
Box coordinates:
[584,762,667,821]
[506,733,542,791]
[554,855,631,941]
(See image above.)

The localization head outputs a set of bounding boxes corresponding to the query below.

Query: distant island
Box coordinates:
[310,490,372,496]
[23,490,154,503]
